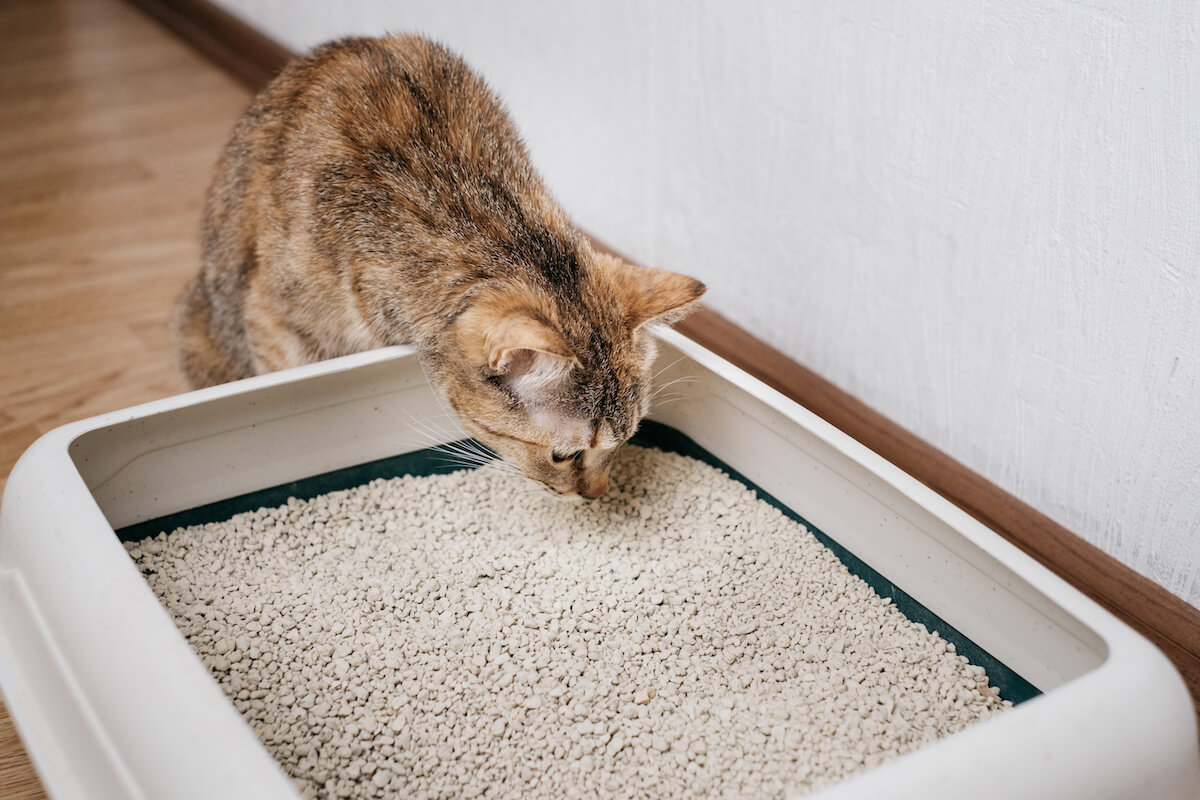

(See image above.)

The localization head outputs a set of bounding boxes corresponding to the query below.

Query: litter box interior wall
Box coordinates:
[209,0,1200,609]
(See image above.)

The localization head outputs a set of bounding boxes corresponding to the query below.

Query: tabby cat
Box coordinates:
[172,34,705,499]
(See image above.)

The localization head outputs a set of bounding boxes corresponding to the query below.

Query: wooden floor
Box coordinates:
[0,0,251,794]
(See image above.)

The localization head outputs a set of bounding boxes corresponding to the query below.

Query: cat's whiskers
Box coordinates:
[401,409,591,499]
[650,393,689,410]
[481,463,532,485]
[428,443,489,465]
[400,410,541,495]
[650,376,697,409]
[649,356,688,385]
[410,391,541,484]
[400,408,503,474]
[437,437,523,477]
[401,407,464,445]
[431,441,498,469]
[651,374,696,396]
[408,364,480,443]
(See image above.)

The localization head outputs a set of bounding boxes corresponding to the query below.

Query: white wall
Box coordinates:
[214,0,1200,608]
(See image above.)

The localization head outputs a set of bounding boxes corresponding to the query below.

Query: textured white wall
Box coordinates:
[214,0,1200,607]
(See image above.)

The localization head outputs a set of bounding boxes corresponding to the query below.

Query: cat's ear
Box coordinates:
[456,300,578,391]
[596,253,706,328]
[486,314,576,378]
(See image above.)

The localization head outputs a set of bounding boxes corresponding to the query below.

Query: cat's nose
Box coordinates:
[578,474,609,500]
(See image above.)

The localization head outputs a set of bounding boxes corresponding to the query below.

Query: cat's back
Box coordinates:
[211,33,550,274]
[179,34,570,389]
[234,35,527,191]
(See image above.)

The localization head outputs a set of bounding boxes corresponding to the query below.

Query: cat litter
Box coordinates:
[126,444,1008,800]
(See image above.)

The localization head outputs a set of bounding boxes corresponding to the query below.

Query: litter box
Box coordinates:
[0,329,1196,799]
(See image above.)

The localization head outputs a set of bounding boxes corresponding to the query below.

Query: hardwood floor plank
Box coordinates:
[0,713,44,800]
[0,0,251,794]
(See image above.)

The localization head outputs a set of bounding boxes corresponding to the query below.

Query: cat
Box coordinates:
[172,34,705,500]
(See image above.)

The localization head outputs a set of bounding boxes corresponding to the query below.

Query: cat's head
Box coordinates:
[442,251,705,499]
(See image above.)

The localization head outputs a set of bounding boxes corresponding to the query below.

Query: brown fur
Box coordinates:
[172,34,704,498]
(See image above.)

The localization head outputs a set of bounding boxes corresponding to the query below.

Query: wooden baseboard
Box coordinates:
[127,0,1200,717]
[124,0,290,89]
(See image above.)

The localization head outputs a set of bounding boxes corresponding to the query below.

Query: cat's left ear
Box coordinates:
[456,299,579,389]
[485,314,577,375]
[596,253,707,328]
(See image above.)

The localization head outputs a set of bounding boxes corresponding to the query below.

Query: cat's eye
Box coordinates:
[551,450,583,464]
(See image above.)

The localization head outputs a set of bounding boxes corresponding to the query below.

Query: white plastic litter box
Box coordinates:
[0,329,1196,799]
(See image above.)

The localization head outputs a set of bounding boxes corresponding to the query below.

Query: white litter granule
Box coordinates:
[127,444,1009,800]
